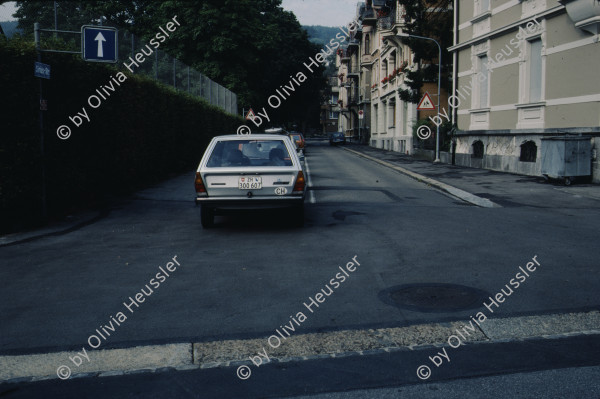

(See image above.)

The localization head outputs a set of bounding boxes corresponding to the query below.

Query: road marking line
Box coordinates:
[304,157,316,204]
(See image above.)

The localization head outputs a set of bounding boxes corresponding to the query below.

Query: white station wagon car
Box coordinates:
[195,134,306,228]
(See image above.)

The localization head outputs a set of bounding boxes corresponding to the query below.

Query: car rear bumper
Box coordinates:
[196,195,304,209]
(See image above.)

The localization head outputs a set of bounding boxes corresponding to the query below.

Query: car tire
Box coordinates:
[201,205,214,228]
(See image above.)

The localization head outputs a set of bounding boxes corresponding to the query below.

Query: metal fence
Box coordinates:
[119,30,237,115]
[0,12,237,115]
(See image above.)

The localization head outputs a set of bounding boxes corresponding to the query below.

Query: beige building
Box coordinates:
[450,0,600,181]
[336,1,419,151]
[364,2,418,153]
[321,76,340,135]
[336,0,453,153]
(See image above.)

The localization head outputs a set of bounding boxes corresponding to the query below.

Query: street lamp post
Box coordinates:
[397,32,442,163]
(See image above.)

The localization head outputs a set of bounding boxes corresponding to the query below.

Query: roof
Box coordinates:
[212,134,292,141]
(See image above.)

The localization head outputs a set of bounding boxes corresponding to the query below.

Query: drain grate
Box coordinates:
[379,283,490,313]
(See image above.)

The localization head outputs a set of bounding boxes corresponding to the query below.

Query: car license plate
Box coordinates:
[238,176,262,190]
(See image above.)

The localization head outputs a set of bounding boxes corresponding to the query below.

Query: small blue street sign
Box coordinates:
[81,25,118,63]
[34,62,51,79]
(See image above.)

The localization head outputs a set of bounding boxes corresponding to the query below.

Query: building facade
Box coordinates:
[320,76,340,135]
[363,2,418,153]
[450,0,600,180]
[337,0,451,153]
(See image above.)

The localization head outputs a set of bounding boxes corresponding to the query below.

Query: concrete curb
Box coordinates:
[341,147,500,208]
[1,311,597,384]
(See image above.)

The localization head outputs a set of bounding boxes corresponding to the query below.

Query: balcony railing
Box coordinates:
[336,48,354,59]
[362,7,376,20]
[349,88,360,105]
[347,63,360,77]
[376,6,406,30]
[360,87,371,103]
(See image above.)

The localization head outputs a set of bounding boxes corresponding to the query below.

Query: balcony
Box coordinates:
[336,48,353,62]
[376,6,406,31]
[348,87,360,106]
[347,64,360,79]
[359,87,371,104]
[559,0,600,34]
[362,7,377,26]
[379,62,409,92]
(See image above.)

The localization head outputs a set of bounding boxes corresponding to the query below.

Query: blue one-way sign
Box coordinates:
[81,25,118,63]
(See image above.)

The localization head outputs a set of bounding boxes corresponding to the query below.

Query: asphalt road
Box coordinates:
[1,140,599,397]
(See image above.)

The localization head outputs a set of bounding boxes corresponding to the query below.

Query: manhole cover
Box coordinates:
[379,283,490,313]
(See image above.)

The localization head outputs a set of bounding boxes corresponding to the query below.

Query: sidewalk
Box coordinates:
[342,144,600,209]
[2,310,598,383]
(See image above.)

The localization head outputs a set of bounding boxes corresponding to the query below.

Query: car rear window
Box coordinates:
[206,140,293,168]
[291,135,301,141]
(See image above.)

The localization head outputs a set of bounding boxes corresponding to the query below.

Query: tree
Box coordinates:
[12,0,326,127]
[396,0,453,103]
[150,0,324,127]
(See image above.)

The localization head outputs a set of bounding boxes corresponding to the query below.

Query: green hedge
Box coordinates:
[0,38,242,233]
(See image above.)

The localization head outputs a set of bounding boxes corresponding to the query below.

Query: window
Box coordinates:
[391,102,396,127]
[481,0,490,12]
[472,141,484,158]
[373,104,378,133]
[329,111,339,119]
[331,93,339,104]
[207,140,292,168]
[476,0,490,15]
[528,39,542,102]
[365,34,370,55]
[520,141,537,162]
[477,55,489,108]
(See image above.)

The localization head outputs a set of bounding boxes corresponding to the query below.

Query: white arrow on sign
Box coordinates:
[94,32,106,57]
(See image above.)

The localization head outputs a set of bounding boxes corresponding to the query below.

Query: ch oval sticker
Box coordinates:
[274,187,288,196]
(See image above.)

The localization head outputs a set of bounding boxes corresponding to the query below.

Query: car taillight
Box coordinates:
[195,172,207,194]
[293,171,305,194]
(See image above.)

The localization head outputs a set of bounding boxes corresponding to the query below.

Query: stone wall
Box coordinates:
[454,135,542,176]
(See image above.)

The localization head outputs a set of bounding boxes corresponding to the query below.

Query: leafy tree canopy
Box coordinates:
[396,0,453,103]
[13,0,325,127]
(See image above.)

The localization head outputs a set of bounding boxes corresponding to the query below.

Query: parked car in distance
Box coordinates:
[288,132,306,153]
[329,132,346,145]
[195,134,306,228]
[264,127,288,135]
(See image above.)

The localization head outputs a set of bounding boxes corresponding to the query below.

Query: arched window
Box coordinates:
[472,140,484,158]
[520,141,537,162]
[365,34,370,55]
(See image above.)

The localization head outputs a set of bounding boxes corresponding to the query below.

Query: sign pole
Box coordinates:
[30,22,116,224]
